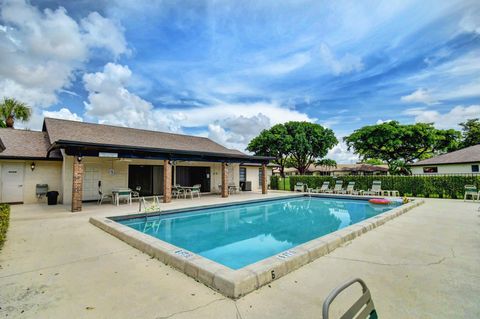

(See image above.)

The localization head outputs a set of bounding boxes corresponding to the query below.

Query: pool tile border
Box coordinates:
[89,196,424,299]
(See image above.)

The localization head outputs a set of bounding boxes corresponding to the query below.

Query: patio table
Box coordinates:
[112,188,132,206]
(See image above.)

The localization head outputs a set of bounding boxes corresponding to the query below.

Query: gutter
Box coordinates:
[47,140,274,163]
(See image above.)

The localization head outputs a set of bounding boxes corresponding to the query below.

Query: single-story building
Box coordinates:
[409,144,480,174]
[276,163,388,176]
[0,118,273,211]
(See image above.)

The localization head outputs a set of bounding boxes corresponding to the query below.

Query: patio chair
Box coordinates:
[228,183,238,194]
[323,278,377,319]
[294,182,306,192]
[464,185,479,201]
[325,180,343,194]
[188,184,201,199]
[364,181,382,196]
[132,186,141,199]
[97,187,112,205]
[339,181,356,194]
[172,185,185,199]
[313,181,330,193]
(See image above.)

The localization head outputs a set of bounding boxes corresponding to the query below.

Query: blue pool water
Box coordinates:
[118,196,400,269]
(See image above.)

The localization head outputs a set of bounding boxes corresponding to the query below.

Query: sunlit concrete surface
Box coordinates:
[1,193,479,318]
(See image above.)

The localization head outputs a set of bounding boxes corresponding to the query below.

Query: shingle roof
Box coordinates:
[0,129,61,159]
[410,144,480,166]
[43,118,244,156]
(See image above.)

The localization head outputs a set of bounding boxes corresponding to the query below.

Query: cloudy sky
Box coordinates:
[1,0,479,162]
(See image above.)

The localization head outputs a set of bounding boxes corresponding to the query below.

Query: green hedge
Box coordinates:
[0,204,10,249]
[270,175,480,199]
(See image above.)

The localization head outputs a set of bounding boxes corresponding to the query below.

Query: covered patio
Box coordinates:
[49,140,272,212]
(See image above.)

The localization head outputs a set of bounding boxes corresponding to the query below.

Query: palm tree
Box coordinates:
[0,98,32,128]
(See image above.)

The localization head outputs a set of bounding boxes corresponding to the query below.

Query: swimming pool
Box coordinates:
[117,196,400,269]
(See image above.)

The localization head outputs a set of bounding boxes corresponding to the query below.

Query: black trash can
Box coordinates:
[46,191,59,205]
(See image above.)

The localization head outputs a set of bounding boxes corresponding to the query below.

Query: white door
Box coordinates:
[1,163,24,203]
[83,166,101,201]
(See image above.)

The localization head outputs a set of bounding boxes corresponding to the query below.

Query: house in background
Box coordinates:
[277,163,388,176]
[409,144,480,174]
[0,118,273,211]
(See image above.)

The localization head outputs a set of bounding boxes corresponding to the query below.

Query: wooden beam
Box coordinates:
[163,160,172,203]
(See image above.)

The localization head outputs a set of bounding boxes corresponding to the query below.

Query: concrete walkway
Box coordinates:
[1,194,479,318]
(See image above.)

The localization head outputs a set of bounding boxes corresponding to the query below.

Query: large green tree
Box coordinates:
[0,97,31,128]
[283,122,338,175]
[344,121,460,174]
[459,118,480,148]
[247,121,338,176]
[246,123,292,177]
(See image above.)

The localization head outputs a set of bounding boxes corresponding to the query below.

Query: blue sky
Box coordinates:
[1,0,479,162]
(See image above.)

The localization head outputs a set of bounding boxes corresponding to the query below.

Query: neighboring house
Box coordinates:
[276,164,388,176]
[0,118,272,211]
[409,144,480,174]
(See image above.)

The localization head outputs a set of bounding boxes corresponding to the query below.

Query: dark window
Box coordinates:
[258,167,263,186]
[472,165,479,173]
[239,167,247,182]
[423,167,438,173]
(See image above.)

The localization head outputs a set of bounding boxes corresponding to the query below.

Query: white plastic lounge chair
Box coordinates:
[315,181,330,193]
[339,181,355,194]
[325,180,343,193]
[364,181,382,196]
[464,185,479,201]
[294,182,305,192]
[323,278,377,319]
[333,180,344,194]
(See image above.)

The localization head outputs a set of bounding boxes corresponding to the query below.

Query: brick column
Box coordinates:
[261,163,268,195]
[71,156,84,212]
[221,162,228,198]
[163,160,172,203]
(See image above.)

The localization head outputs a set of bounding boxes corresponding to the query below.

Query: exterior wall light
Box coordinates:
[30,162,36,171]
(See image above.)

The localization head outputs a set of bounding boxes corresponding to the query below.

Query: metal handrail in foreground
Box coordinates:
[322,278,377,319]
[138,196,162,213]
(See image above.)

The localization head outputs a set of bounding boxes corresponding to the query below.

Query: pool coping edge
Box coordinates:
[89,197,424,299]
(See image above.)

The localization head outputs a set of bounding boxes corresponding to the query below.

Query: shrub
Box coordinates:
[0,204,10,249]
[271,175,480,199]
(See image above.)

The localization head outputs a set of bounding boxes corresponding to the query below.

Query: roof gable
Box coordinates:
[0,129,61,159]
[410,144,480,166]
[43,117,245,156]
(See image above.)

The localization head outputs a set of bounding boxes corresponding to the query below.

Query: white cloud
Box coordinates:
[83,63,180,132]
[319,43,363,76]
[327,141,358,164]
[0,0,127,110]
[83,62,315,151]
[404,105,480,129]
[249,52,311,76]
[81,12,128,58]
[376,119,393,124]
[43,108,83,122]
[401,88,438,105]
[459,12,480,34]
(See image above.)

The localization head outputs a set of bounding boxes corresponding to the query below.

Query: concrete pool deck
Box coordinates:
[1,192,479,318]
